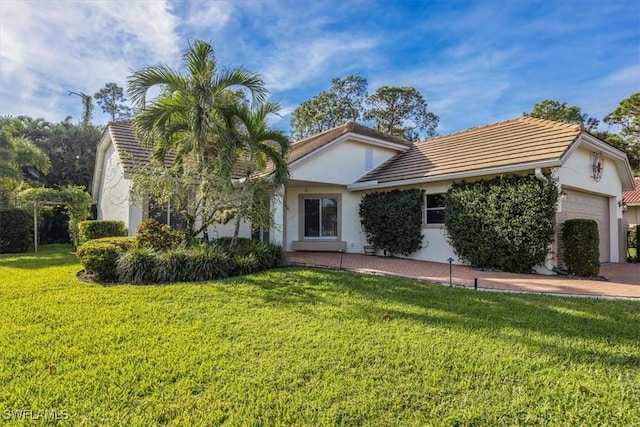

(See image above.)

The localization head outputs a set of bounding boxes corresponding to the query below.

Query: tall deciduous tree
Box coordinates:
[365,86,439,140]
[94,82,133,122]
[290,75,439,141]
[524,99,599,130]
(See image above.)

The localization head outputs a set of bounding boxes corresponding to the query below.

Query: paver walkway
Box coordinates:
[286,252,640,299]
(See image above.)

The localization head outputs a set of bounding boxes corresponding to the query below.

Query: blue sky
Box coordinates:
[1,0,638,136]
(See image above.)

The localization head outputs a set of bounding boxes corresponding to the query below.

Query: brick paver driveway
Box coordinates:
[287,252,640,299]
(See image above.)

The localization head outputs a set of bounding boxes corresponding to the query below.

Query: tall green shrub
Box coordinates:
[561,219,600,276]
[359,189,424,256]
[77,220,126,246]
[444,174,558,273]
[0,208,32,253]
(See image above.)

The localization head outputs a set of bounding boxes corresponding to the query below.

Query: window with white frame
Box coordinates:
[364,147,373,171]
[425,193,446,225]
[302,196,339,239]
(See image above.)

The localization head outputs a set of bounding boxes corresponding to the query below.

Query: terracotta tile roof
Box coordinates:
[107,120,175,175]
[357,117,583,184]
[623,177,640,205]
[254,121,411,178]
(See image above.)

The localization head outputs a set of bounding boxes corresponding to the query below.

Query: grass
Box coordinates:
[1,244,639,425]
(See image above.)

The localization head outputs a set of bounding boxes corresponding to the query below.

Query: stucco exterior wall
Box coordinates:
[558,146,624,261]
[96,142,139,235]
[624,206,640,226]
[291,139,400,185]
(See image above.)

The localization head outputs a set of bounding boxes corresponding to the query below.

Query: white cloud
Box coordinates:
[185,1,233,30]
[261,36,377,91]
[0,0,180,121]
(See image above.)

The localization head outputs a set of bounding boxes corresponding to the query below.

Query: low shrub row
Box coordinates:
[76,236,286,283]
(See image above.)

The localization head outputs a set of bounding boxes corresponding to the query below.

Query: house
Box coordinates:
[623,177,640,227]
[92,117,636,268]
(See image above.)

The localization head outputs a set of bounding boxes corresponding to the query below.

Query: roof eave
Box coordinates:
[562,133,636,191]
[347,160,561,191]
[288,131,410,173]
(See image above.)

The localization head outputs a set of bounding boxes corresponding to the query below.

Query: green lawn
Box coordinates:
[1,245,639,425]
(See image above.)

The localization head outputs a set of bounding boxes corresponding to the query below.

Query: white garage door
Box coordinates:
[563,190,610,262]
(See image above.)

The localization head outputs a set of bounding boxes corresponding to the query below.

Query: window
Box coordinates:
[302,196,339,239]
[425,193,446,225]
[364,147,373,171]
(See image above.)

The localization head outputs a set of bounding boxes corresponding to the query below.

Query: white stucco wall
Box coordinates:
[558,146,625,261]
[624,206,640,226]
[291,139,400,185]
[96,143,138,235]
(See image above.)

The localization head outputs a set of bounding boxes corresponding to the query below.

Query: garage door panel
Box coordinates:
[563,191,609,262]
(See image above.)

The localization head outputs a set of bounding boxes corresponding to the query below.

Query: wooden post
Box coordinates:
[33,202,38,253]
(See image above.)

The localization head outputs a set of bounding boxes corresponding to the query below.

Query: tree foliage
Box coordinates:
[290,76,368,140]
[290,75,439,141]
[526,95,640,173]
[604,93,640,173]
[524,99,599,130]
[444,174,558,273]
[365,86,439,140]
[0,120,51,205]
[1,115,101,191]
[94,82,133,122]
[359,189,424,256]
[128,40,288,243]
[217,101,290,245]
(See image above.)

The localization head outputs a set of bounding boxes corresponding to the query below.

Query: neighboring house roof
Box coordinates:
[352,117,635,190]
[255,121,412,177]
[623,177,640,205]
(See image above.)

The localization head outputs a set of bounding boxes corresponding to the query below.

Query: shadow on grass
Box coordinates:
[244,267,640,369]
[0,244,77,269]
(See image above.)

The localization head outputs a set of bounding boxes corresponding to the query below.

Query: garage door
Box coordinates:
[562,190,610,262]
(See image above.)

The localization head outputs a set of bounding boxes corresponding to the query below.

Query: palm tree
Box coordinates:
[127,40,268,170]
[216,101,291,244]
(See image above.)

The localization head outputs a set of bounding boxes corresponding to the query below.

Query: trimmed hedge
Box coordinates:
[75,237,136,281]
[77,220,127,246]
[444,174,558,273]
[561,219,600,277]
[359,189,424,256]
[0,208,32,253]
